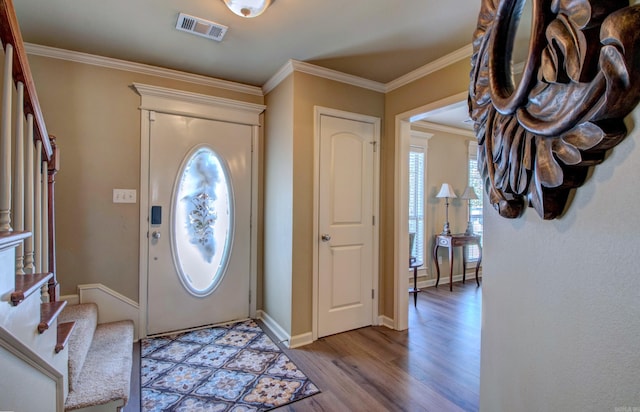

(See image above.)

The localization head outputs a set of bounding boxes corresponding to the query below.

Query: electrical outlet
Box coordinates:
[113,189,137,204]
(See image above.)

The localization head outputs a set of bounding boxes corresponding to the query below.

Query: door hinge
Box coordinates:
[372,289,375,299]
[149,111,156,121]
[371,141,378,152]
[372,215,375,226]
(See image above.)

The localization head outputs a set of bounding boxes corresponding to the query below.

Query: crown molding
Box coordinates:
[385,44,473,92]
[413,120,475,137]
[263,44,474,95]
[291,60,386,93]
[24,43,264,97]
[262,60,295,94]
[25,42,474,98]
[410,130,434,140]
[263,59,386,94]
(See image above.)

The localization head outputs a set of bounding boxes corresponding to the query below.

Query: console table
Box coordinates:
[433,234,482,291]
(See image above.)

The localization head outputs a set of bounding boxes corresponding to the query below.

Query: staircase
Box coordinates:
[59,303,133,411]
[1,234,134,411]
[0,0,135,410]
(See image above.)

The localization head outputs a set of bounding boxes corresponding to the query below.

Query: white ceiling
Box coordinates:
[13,0,482,87]
[415,100,474,132]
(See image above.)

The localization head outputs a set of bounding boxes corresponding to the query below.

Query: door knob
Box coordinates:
[321,234,331,242]
[152,231,161,240]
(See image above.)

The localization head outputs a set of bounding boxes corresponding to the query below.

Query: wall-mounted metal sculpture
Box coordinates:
[469,0,640,219]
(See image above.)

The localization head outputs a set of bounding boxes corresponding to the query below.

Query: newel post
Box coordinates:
[47,136,59,301]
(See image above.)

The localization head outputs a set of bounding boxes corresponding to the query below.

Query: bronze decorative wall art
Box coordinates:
[469,0,640,219]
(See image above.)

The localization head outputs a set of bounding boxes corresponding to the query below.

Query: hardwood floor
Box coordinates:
[127,281,481,411]
[276,281,481,412]
[124,341,141,412]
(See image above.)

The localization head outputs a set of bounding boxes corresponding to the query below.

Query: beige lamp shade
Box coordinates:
[461,186,478,200]
[436,183,456,235]
[436,183,457,198]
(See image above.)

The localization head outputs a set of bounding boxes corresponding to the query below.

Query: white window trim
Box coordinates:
[469,140,478,161]
[408,130,432,278]
[467,139,482,263]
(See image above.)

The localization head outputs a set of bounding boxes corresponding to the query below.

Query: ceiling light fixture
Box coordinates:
[222,0,273,18]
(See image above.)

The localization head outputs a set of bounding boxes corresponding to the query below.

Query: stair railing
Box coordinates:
[0,0,59,301]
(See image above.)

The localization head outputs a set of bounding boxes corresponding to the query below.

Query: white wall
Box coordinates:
[0,346,58,412]
[480,106,640,410]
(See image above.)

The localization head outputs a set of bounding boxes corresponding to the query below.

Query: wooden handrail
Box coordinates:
[0,0,58,301]
[0,0,52,161]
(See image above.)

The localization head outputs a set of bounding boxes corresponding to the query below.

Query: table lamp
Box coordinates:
[461,186,478,235]
[436,183,456,235]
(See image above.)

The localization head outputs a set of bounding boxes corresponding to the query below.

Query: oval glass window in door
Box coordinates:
[171,145,234,297]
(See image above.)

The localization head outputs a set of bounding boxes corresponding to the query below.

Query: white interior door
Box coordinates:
[147,112,252,335]
[318,114,376,338]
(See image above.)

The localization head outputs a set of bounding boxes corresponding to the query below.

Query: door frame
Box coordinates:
[134,83,265,339]
[393,91,468,330]
[312,106,381,341]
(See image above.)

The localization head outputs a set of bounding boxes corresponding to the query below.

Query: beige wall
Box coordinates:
[28,55,263,301]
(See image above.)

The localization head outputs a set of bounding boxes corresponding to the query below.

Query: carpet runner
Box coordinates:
[141,320,320,411]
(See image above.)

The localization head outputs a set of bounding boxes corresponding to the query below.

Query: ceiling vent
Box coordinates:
[176,13,228,42]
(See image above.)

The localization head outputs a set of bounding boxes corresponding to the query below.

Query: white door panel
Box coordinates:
[318,114,375,338]
[147,112,252,335]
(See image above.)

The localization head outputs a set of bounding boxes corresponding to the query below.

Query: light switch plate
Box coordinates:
[113,189,137,203]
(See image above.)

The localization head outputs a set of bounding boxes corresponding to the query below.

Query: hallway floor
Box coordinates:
[126,280,482,411]
[277,281,481,411]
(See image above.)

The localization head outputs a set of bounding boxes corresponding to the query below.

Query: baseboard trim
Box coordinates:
[256,310,291,347]
[378,315,395,329]
[77,284,140,341]
[59,294,79,305]
[256,310,314,349]
[411,271,483,289]
[289,332,313,349]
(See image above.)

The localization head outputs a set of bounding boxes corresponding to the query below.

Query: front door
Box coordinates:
[317,113,376,338]
[147,112,252,335]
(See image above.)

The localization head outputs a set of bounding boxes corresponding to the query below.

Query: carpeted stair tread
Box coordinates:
[64,320,134,411]
[58,303,98,391]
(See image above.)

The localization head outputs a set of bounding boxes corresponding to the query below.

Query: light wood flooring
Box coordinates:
[126,280,481,412]
[275,281,481,412]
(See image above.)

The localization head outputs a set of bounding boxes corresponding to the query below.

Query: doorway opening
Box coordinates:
[394,91,480,330]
